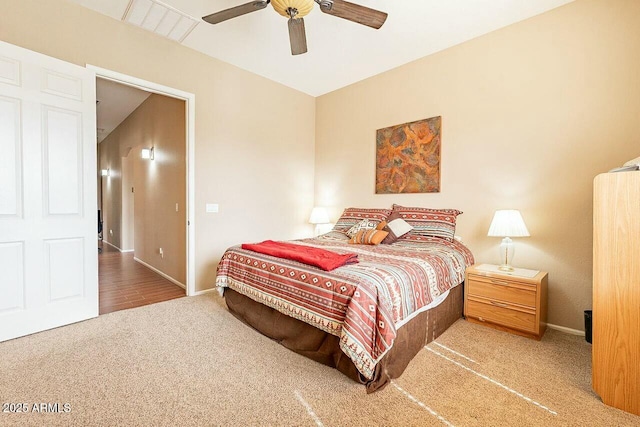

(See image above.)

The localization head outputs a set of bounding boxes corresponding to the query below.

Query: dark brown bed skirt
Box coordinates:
[223,283,464,393]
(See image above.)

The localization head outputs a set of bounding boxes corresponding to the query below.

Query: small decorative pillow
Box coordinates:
[381,211,413,244]
[349,229,389,245]
[346,218,379,238]
[392,204,462,242]
[332,208,392,234]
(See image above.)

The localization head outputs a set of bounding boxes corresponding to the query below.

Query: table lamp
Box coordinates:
[487,209,530,271]
[309,207,330,236]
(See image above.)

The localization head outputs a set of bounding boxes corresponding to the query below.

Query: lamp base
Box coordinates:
[498,236,515,271]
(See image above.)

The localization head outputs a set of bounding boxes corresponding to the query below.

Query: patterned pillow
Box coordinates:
[392,204,462,242]
[333,208,392,234]
[380,211,413,244]
[349,229,389,245]
[346,218,379,238]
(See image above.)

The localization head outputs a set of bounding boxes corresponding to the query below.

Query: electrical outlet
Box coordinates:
[175,203,179,212]
[109,229,113,236]
[159,247,163,258]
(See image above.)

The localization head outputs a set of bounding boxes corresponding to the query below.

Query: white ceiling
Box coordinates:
[71,0,574,96]
[96,78,151,143]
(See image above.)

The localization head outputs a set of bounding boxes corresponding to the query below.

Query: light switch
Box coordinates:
[206,203,219,213]
[175,203,179,212]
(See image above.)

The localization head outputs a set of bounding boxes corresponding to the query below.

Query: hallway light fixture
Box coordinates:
[141,147,154,160]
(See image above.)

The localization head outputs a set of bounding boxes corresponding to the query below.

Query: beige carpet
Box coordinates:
[1,294,638,427]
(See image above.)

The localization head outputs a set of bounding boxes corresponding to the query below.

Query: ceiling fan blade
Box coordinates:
[202,1,270,25]
[288,18,308,55]
[319,0,387,29]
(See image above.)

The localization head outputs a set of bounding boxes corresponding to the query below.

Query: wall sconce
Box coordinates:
[100,169,110,177]
[141,147,154,160]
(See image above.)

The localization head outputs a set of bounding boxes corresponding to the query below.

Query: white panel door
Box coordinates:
[0,41,97,342]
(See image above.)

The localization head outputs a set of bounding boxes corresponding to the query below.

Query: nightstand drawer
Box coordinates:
[466,297,536,333]
[467,277,536,307]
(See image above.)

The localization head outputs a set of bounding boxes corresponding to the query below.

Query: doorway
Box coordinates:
[93,67,196,314]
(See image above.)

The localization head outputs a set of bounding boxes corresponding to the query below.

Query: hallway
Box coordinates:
[99,243,185,315]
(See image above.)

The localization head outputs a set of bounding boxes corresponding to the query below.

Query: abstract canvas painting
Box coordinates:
[375,116,441,194]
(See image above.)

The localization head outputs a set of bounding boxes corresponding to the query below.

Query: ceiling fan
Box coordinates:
[202,0,388,55]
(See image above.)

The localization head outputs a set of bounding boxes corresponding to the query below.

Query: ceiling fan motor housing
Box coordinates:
[272,0,314,18]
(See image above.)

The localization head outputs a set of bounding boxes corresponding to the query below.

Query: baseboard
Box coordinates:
[547,323,585,336]
[102,240,134,253]
[193,288,217,296]
[133,257,186,290]
[102,240,123,252]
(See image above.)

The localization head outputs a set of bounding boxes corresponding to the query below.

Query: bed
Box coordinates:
[215,206,475,392]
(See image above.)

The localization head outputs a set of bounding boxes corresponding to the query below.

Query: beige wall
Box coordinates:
[100,94,187,284]
[99,128,124,250]
[121,154,135,251]
[0,0,316,292]
[315,0,640,330]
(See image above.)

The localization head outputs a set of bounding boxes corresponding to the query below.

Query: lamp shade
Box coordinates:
[309,207,330,224]
[487,210,530,237]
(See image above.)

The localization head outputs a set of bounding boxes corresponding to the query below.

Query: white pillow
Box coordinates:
[386,218,413,238]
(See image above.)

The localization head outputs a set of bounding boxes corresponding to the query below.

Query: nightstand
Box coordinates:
[464,264,548,340]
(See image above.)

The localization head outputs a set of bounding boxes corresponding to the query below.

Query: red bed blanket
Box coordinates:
[241,240,358,271]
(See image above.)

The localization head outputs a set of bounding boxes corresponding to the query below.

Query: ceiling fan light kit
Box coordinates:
[202,0,387,55]
[272,0,314,18]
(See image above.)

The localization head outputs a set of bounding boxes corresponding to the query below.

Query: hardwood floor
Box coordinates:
[99,242,185,315]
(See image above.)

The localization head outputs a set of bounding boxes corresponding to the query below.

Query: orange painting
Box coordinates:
[375,116,441,194]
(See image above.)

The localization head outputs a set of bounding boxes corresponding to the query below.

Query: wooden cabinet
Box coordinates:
[464,264,548,340]
[593,172,640,416]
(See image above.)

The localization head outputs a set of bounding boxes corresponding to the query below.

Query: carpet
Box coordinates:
[0,294,637,426]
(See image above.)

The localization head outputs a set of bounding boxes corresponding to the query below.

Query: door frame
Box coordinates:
[89,65,196,297]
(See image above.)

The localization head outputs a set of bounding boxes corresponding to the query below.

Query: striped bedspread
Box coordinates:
[215,233,474,380]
